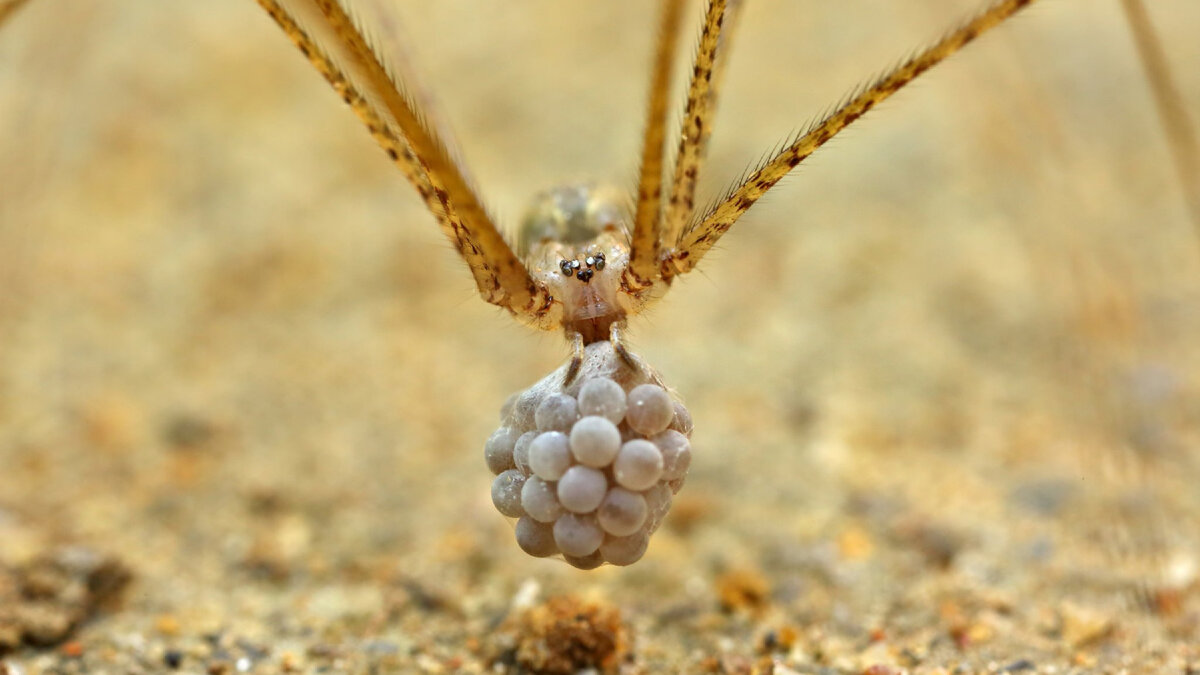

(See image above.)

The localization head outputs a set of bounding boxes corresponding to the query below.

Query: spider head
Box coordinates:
[519,184,633,343]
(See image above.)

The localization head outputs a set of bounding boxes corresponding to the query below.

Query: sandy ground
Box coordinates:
[1,1,1199,672]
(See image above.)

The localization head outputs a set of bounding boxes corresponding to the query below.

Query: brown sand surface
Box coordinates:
[1,1,1199,673]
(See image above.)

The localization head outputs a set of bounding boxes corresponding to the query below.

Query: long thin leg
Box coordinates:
[254,0,554,326]
[610,323,645,376]
[661,0,729,248]
[624,0,687,294]
[663,0,1037,280]
[0,0,32,31]
[1120,0,1200,242]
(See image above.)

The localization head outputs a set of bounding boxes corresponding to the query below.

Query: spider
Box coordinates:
[1,0,1192,569]
[246,0,1040,385]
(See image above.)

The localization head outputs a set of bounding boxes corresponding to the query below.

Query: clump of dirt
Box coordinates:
[0,548,131,654]
[490,595,629,674]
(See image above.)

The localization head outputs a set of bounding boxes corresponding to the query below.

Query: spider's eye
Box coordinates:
[594,253,606,270]
[560,260,573,276]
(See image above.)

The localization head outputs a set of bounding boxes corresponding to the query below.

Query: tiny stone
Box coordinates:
[653,429,692,481]
[569,416,622,467]
[613,439,664,491]
[564,550,605,570]
[601,532,649,566]
[515,517,559,557]
[578,378,627,424]
[553,513,604,557]
[491,470,526,517]
[521,476,565,522]
[597,487,648,536]
[670,401,693,435]
[484,427,519,475]
[535,393,579,432]
[528,431,572,480]
[557,465,608,513]
[625,384,674,435]
[513,431,538,474]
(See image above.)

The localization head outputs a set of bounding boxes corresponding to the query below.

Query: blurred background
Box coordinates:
[1,0,1197,671]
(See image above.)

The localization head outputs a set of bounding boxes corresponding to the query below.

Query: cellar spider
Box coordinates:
[0,0,1193,569]
[245,0,1035,376]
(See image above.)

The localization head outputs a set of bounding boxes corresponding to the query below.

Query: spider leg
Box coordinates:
[610,323,646,377]
[661,0,746,249]
[1120,0,1200,240]
[662,0,1037,281]
[254,0,556,328]
[0,0,32,31]
[624,0,687,295]
[563,331,585,387]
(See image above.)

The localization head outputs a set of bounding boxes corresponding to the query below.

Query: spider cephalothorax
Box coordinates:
[251,0,1038,566]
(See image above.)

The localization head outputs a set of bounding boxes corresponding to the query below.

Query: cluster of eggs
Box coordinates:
[484,342,692,568]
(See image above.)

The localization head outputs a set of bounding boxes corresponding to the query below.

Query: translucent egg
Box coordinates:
[577,378,627,424]
[569,416,621,467]
[556,465,607,513]
[643,483,673,534]
[513,430,538,474]
[600,532,649,566]
[553,513,604,557]
[521,476,565,523]
[515,517,558,558]
[564,550,605,570]
[490,469,526,517]
[613,439,664,491]
[670,401,693,435]
[653,430,692,481]
[528,431,572,480]
[535,393,579,432]
[625,384,674,435]
[597,487,648,536]
[484,427,519,475]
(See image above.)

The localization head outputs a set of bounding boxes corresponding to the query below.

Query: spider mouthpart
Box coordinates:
[486,341,692,568]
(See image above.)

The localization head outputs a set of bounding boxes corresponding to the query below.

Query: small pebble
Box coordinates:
[601,532,649,566]
[613,439,664,491]
[553,513,604,557]
[625,384,674,435]
[515,517,559,557]
[535,393,579,432]
[521,476,565,522]
[491,470,526,517]
[557,465,608,513]
[597,487,648,536]
[528,431,572,480]
[484,427,519,475]
[569,416,621,467]
[577,378,627,424]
